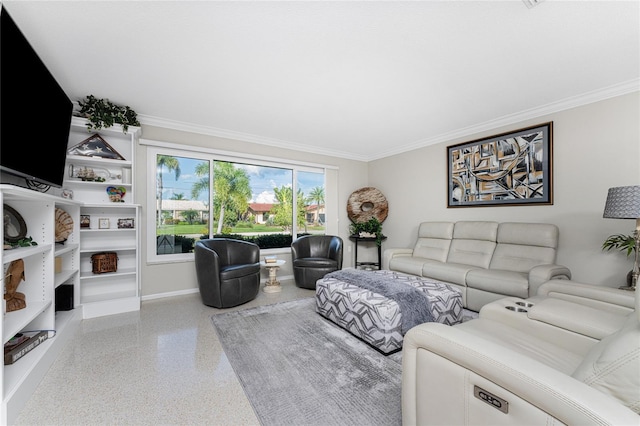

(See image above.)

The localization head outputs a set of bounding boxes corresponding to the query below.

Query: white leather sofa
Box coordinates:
[383,221,572,311]
[401,280,639,425]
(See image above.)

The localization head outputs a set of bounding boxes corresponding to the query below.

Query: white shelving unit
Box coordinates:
[64,117,141,319]
[78,204,140,318]
[0,185,82,425]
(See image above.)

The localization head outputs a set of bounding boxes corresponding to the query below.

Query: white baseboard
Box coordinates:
[141,274,295,302]
[141,288,199,301]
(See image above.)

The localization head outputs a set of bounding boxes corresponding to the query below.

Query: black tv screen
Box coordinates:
[1,5,73,189]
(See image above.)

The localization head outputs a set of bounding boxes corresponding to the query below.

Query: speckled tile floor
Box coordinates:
[14,279,313,426]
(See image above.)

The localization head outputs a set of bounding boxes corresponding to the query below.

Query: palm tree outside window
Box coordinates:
[151,151,326,257]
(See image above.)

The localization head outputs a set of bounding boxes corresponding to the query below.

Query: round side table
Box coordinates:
[260,259,286,293]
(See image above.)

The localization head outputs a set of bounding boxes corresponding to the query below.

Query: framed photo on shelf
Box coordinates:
[98,218,110,229]
[447,122,553,208]
[117,218,135,229]
[80,215,91,228]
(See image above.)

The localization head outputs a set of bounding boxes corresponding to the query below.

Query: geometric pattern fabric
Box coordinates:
[603,185,640,219]
[316,269,463,354]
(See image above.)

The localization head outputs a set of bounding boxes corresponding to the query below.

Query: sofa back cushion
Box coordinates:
[412,222,454,262]
[446,221,498,268]
[490,223,558,272]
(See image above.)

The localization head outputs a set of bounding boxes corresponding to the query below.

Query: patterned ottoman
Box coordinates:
[315,269,463,354]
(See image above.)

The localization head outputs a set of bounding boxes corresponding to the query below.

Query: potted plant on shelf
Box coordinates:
[76,95,140,133]
[602,233,637,286]
[349,217,385,246]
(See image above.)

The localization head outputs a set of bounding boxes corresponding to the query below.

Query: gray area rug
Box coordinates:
[211,297,403,426]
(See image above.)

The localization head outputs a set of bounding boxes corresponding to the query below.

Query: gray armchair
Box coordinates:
[194,238,261,308]
[291,235,343,289]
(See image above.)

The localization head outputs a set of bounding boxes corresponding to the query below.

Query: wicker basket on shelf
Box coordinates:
[91,252,118,274]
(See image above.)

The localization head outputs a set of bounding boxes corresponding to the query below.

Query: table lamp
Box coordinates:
[603,185,640,291]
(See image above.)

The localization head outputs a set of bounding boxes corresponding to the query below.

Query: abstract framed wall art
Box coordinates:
[447,122,553,207]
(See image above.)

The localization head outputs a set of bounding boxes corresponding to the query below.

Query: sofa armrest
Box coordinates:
[528,264,571,296]
[382,248,413,270]
[402,322,638,426]
[536,279,636,314]
[527,298,630,339]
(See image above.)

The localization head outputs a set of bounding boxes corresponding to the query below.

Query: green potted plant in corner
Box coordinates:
[349,217,385,246]
[76,95,140,133]
[602,233,636,286]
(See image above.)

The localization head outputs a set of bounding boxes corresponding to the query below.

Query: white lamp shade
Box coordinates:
[603,185,640,219]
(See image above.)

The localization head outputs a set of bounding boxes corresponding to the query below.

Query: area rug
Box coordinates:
[210,297,402,426]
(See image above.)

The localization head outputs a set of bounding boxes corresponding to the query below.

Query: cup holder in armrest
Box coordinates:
[515,301,534,308]
[505,306,528,313]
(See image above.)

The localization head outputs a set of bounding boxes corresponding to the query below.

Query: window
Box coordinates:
[146,145,328,263]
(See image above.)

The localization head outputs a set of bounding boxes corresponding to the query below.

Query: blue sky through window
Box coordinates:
[159,157,323,204]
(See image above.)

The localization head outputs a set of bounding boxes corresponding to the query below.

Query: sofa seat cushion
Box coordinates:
[422,261,480,287]
[456,318,584,374]
[293,257,338,268]
[220,263,261,280]
[466,269,529,298]
[389,256,434,276]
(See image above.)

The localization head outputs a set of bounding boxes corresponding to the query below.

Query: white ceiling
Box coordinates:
[3,1,639,161]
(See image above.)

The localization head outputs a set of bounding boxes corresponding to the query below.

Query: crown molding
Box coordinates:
[139,79,639,163]
[137,115,370,162]
[369,79,639,161]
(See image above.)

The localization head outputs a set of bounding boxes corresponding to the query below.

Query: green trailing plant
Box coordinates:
[77,95,140,133]
[6,236,38,248]
[349,217,384,246]
[602,233,636,257]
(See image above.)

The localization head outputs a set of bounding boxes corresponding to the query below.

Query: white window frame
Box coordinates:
[143,139,336,264]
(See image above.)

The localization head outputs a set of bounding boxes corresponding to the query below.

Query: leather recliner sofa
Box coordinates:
[401,279,639,425]
[383,221,572,311]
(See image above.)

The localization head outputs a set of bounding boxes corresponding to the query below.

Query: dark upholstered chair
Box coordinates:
[194,238,261,308]
[291,235,343,289]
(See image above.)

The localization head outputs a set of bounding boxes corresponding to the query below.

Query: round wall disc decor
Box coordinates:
[347,187,388,223]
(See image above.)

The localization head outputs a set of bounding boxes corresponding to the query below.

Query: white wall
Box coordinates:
[368,92,640,287]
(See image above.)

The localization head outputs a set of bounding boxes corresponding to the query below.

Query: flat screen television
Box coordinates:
[1,5,73,189]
